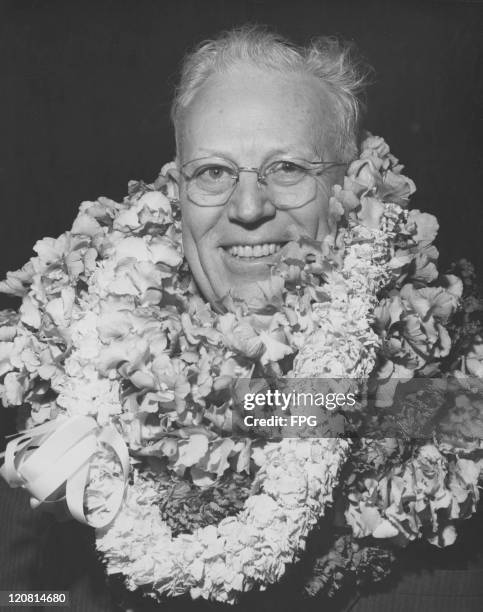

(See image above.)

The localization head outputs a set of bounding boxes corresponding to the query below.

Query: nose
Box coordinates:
[226,171,276,225]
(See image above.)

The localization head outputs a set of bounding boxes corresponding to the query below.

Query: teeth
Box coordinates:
[227,243,282,258]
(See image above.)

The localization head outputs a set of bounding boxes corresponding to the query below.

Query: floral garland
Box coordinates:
[0,134,481,605]
[97,438,348,602]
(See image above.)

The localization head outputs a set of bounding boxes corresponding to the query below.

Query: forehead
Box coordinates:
[178,65,335,160]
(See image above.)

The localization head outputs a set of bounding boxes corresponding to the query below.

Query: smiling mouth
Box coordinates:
[223,242,287,259]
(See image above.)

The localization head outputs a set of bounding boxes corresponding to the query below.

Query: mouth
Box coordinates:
[218,242,290,278]
[223,242,286,259]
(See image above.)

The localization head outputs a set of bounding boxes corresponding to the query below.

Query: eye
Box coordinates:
[195,165,233,182]
[266,160,307,185]
[275,161,303,173]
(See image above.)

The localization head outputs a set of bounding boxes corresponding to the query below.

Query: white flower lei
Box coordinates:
[98,438,348,603]
[2,134,463,604]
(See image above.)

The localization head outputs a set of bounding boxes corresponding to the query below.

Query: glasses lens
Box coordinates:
[265,161,318,209]
[184,160,236,206]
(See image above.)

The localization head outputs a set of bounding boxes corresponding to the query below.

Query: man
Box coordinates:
[171,27,360,310]
[1,25,482,612]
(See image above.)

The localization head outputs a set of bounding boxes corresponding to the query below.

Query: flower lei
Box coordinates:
[98,438,348,602]
[0,134,481,605]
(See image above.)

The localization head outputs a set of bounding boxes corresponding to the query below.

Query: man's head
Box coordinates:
[170,26,369,308]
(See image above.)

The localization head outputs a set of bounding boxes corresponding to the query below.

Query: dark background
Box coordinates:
[0,0,482,310]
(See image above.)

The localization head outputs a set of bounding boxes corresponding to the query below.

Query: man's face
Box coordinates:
[177,65,342,308]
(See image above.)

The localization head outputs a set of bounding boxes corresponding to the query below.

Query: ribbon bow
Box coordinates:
[0,416,129,528]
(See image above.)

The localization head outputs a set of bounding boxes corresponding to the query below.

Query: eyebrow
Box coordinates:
[193,146,320,162]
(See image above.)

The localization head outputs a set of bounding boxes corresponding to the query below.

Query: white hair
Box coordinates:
[171,25,372,162]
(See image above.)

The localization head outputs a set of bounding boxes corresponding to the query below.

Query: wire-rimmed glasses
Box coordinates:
[179,157,346,209]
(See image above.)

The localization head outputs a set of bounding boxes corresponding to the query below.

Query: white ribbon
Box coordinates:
[0,416,129,528]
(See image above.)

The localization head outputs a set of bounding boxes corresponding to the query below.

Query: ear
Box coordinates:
[159,161,180,201]
[168,167,181,185]
[164,160,181,184]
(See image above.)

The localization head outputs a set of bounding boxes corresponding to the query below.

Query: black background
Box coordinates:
[0,0,482,311]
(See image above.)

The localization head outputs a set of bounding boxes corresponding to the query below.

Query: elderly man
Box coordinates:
[1,25,483,612]
[171,28,358,309]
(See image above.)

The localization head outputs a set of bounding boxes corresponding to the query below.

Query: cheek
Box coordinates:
[290,195,330,238]
[179,201,220,257]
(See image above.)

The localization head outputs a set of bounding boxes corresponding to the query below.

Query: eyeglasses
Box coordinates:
[179,156,346,209]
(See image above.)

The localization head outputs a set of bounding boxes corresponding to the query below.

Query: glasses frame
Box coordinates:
[179,156,347,209]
